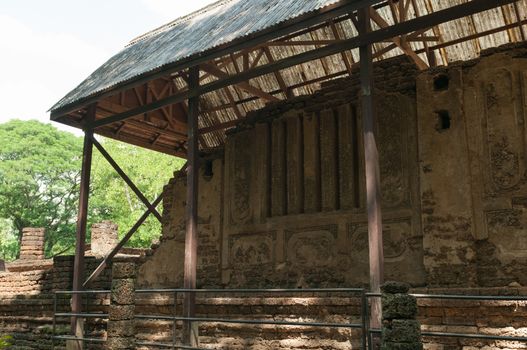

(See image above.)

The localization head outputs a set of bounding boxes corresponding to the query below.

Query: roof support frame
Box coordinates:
[71,103,96,344]
[183,66,200,346]
[358,4,384,340]
[87,0,516,130]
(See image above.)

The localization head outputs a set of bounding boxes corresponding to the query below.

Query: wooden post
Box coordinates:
[358,5,384,338]
[70,104,96,349]
[183,66,200,346]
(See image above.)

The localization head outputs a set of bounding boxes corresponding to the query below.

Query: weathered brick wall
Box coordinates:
[132,287,527,350]
[415,287,527,350]
[0,256,112,349]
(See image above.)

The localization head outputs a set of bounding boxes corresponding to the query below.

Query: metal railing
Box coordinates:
[134,288,369,350]
[51,290,111,349]
[50,288,527,350]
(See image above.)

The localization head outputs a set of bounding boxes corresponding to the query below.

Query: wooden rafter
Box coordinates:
[329,19,354,76]
[201,62,280,102]
[369,6,429,70]
[421,0,448,65]
[513,1,526,41]
[262,47,293,98]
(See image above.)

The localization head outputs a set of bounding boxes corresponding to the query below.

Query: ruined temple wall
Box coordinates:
[137,43,527,290]
[419,45,527,287]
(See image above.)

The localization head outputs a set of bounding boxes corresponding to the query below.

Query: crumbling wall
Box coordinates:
[0,256,112,349]
[138,56,426,289]
[139,43,527,290]
[418,44,527,287]
[0,223,130,349]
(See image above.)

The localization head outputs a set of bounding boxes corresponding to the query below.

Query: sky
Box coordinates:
[0,0,216,132]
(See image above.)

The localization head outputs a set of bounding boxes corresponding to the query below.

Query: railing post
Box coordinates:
[360,290,368,350]
[381,282,422,350]
[52,293,57,350]
[107,260,136,349]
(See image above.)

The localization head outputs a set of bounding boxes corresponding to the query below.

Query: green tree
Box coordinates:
[0,218,18,261]
[0,120,82,257]
[0,120,183,260]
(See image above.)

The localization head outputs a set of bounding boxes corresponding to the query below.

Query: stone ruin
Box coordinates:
[89,221,119,258]
[18,227,45,261]
[1,44,527,350]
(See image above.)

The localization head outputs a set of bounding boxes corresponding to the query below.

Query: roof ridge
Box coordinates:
[127,0,235,47]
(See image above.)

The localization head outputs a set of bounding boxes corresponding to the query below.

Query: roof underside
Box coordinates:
[50,0,527,158]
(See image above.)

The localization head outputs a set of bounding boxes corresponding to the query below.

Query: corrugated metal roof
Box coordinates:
[49,0,527,155]
[50,0,343,112]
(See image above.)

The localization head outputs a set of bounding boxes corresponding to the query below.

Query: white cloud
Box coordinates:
[0,14,109,130]
[141,0,217,22]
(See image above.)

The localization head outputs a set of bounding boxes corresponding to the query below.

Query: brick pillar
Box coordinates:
[381,281,422,350]
[91,221,118,258]
[19,228,45,260]
[107,260,136,349]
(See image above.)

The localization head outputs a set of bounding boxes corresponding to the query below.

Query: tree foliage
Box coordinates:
[0,120,183,260]
[0,120,82,257]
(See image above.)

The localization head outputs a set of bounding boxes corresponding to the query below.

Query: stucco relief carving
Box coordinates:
[229,131,253,225]
[285,226,337,268]
[348,219,412,262]
[482,68,525,193]
[229,232,275,266]
[376,93,411,208]
[486,209,527,256]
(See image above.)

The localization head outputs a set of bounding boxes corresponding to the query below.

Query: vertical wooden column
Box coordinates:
[358,6,384,335]
[183,66,200,346]
[70,104,96,348]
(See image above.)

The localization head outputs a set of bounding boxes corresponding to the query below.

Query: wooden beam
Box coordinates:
[264,39,343,46]
[414,18,527,55]
[88,0,517,129]
[98,99,187,136]
[421,0,448,65]
[222,86,244,119]
[201,62,280,102]
[359,5,384,342]
[96,127,187,158]
[91,136,163,222]
[83,193,163,287]
[262,47,293,98]
[71,104,96,346]
[329,19,354,76]
[513,1,526,41]
[199,119,239,134]
[183,66,200,347]
[369,7,429,70]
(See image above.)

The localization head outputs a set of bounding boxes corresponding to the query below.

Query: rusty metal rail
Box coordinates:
[52,290,111,350]
[51,288,527,349]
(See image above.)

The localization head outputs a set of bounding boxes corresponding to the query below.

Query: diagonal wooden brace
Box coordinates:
[83,193,163,287]
[90,135,163,223]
